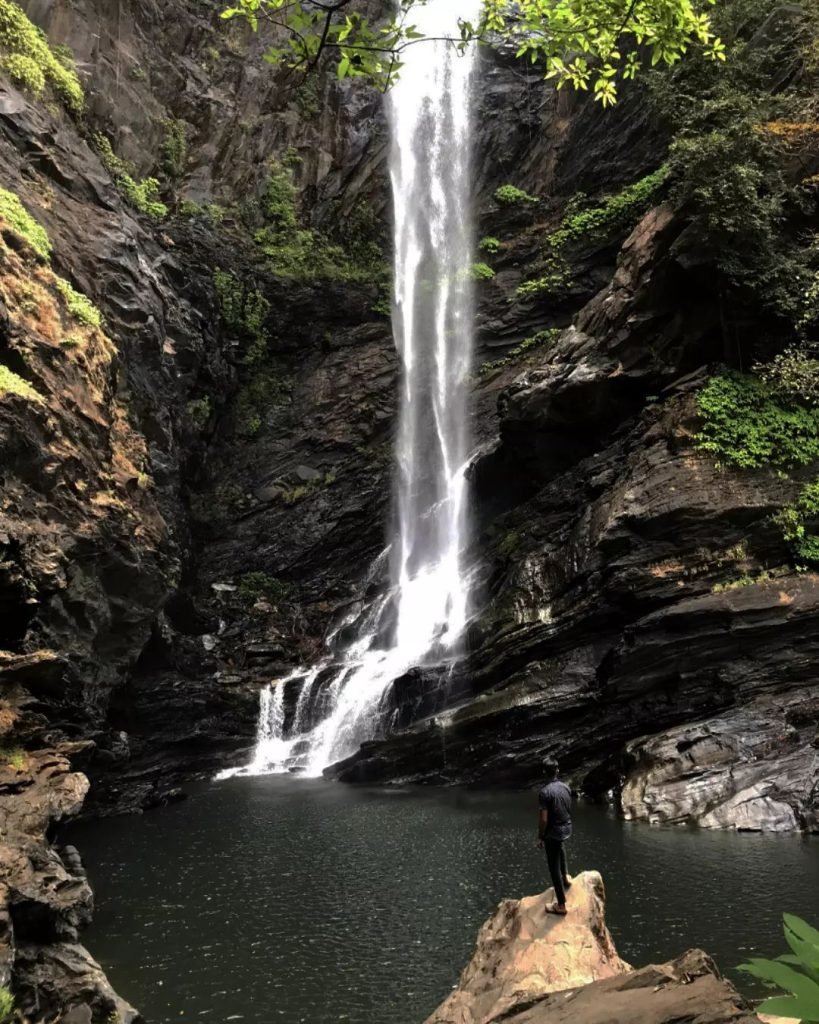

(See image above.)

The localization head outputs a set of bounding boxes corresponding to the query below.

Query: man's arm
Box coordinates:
[537,807,548,846]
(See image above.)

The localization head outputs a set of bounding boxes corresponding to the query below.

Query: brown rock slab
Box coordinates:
[425,871,628,1024]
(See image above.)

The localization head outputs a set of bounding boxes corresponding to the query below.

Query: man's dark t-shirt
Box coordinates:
[538,780,573,841]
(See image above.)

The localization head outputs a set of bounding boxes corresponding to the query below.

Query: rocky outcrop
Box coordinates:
[330,205,819,833]
[425,872,628,1024]
[426,871,762,1024]
[0,746,137,1022]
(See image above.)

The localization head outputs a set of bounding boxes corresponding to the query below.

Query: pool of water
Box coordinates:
[66,777,819,1024]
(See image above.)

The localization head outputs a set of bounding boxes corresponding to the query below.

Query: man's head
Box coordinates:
[543,759,559,781]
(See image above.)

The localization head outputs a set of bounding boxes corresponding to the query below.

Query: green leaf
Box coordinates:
[785,916,819,952]
[757,994,819,1020]
[739,959,819,1004]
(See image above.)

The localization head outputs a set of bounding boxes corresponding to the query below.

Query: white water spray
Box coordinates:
[219,0,480,781]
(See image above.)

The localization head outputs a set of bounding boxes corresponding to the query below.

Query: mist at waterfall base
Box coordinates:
[69,779,819,1024]
[220,0,482,780]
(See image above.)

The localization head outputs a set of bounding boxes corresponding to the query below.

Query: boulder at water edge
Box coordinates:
[425,870,763,1024]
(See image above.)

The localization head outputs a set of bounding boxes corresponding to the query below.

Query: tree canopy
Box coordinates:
[220,0,726,104]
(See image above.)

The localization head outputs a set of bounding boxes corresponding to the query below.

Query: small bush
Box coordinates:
[0,0,83,111]
[695,373,819,469]
[773,480,819,565]
[55,276,102,328]
[0,982,15,1022]
[93,135,168,219]
[160,118,188,178]
[757,348,819,407]
[470,261,495,281]
[0,744,26,770]
[0,363,43,402]
[0,187,51,260]
[479,236,501,254]
[495,184,538,205]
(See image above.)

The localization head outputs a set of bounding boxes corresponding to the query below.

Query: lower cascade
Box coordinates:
[221,0,482,780]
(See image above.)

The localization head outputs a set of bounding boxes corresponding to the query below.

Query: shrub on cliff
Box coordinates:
[0,187,51,260]
[0,0,83,112]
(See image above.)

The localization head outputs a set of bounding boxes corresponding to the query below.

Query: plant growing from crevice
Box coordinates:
[470,261,495,281]
[0,186,51,260]
[186,396,212,429]
[0,0,83,112]
[0,983,15,1023]
[516,167,668,299]
[494,184,538,206]
[479,236,501,254]
[0,364,44,402]
[160,118,189,179]
[772,480,819,566]
[479,328,560,376]
[93,135,168,219]
[55,276,103,328]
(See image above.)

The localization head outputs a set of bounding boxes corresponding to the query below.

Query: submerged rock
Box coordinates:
[425,871,762,1024]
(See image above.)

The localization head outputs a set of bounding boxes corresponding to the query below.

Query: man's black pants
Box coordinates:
[544,837,569,906]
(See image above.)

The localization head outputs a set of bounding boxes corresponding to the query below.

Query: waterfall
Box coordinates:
[218,0,480,782]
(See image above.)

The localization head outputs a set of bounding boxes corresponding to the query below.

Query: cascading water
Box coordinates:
[219,0,481,781]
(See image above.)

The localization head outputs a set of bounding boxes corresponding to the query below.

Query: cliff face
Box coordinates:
[0,0,816,824]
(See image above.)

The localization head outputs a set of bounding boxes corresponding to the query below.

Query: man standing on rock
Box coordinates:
[537,760,573,915]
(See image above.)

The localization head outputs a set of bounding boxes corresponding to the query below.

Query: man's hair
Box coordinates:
[543,759,559,780]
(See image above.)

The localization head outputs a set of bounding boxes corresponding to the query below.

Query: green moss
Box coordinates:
[516,167,668,299]
[0,0,83,112]
[495,184,538,205]
[0,363,43,402]
[470,261,495,281]
[479,236,501,254]
[237,571,291,605]
[93,135,168,219]
[0,982,16,1023]
[60,335,82,349]
[160,118,189,179]
[0,187,51,260]
[695,373,819,470]
[497,529,522,556]
[55,276,102,328]
[773,480,819,566]
[0,744,26,770]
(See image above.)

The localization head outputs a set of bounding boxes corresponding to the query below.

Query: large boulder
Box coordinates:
[425,871,764,1024]
[425,871,628,1024]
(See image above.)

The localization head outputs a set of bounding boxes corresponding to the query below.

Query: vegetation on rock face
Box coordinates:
[651,0,819,331]
[0,0,83,112]
[517,167,668,298]
[773,482,819,565]
[470,261,495,281]
[160,118,189,179]
[479,236,501,254]
[0,186,51,260]
[0,364,43,402]
[93,135,168,219]
[479,328,561,376]
[696,373,819,566]
[55,276,103,328]
[237,571,291,605]
[0,984,15,1023]
[494,184,538,206]
[739,913,819,1021]
[254,161,386,283]
[221,0,725,103]
[695,374,819,471]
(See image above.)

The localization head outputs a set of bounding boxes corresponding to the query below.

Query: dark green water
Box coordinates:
[67,777,819,1024]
